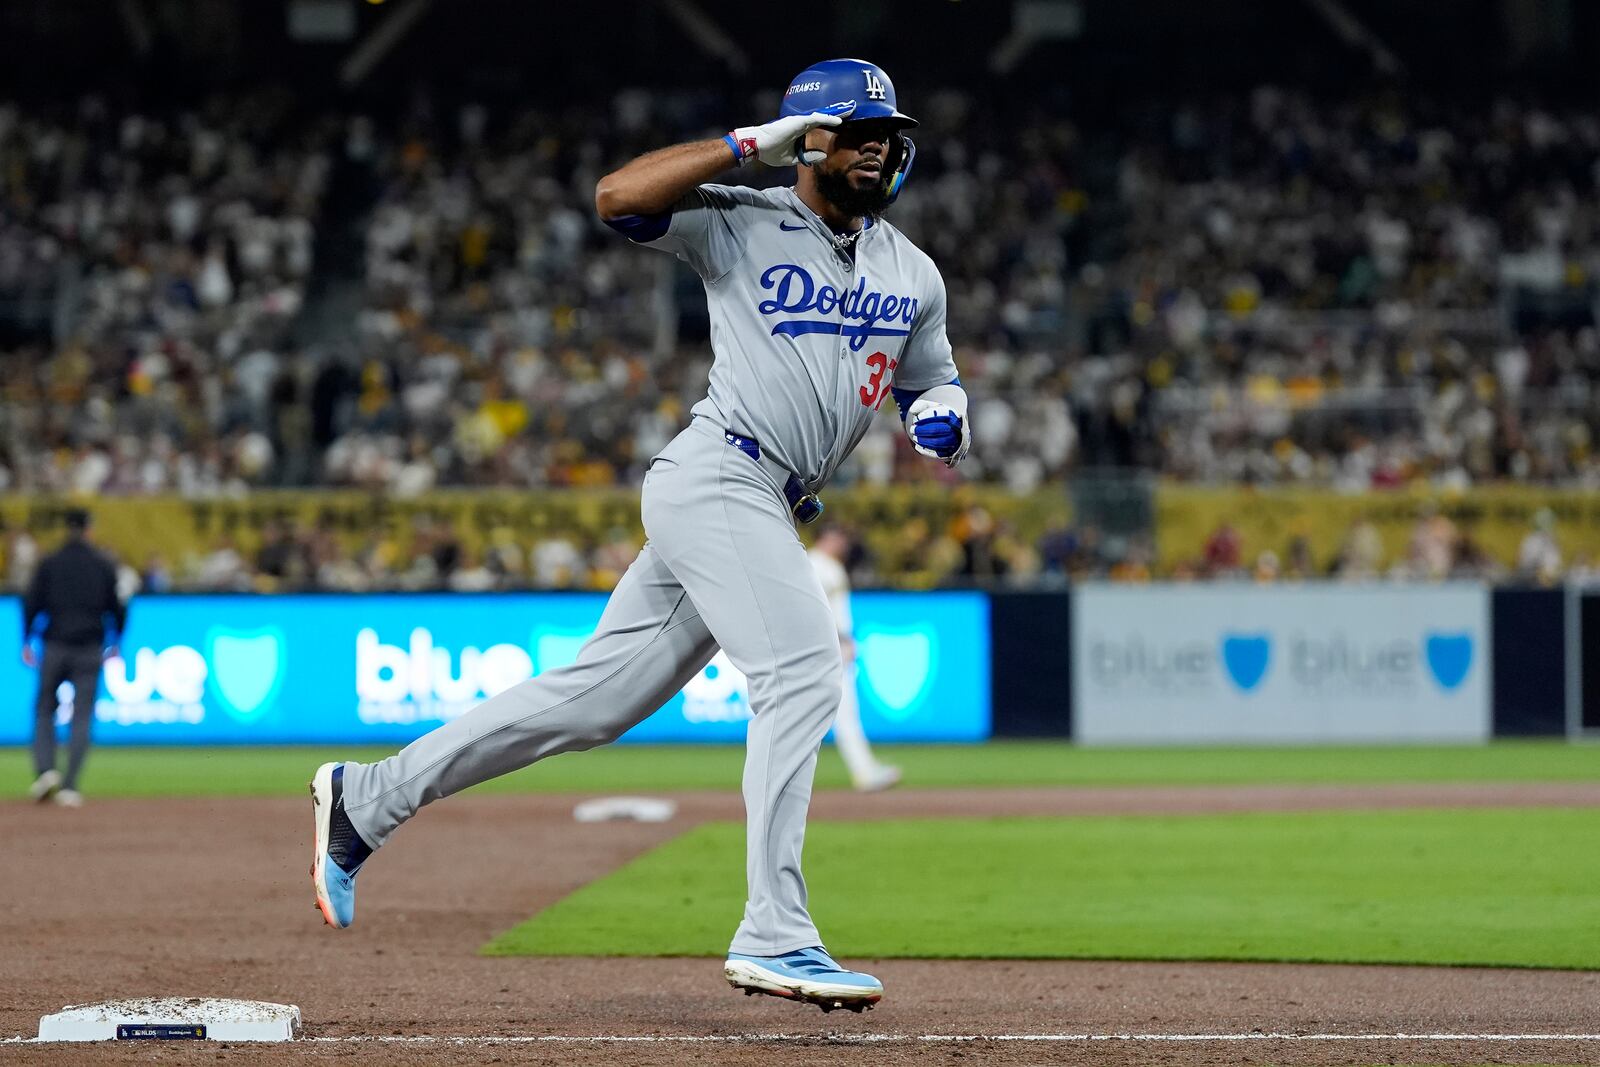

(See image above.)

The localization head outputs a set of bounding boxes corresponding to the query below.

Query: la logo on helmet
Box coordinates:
[862,70,887,100]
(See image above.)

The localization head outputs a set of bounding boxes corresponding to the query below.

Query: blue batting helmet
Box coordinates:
[779,58,918,204]
[779,58,919,128]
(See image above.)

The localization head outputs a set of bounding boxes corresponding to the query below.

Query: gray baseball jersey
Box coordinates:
[643,184,958,489]
[338,180,959,962]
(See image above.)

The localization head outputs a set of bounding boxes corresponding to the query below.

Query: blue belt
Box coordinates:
[723,430,824,524]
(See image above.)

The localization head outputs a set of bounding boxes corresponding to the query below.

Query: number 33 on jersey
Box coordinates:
[860,351,897,409]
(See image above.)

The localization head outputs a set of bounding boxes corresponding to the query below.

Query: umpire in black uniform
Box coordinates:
[22,508,125,806]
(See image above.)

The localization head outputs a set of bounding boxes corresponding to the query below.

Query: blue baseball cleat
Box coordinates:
[309,762,373,929]
[724,946,883,1012]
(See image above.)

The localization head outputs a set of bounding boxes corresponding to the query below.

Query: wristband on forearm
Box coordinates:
[724,132,755,166]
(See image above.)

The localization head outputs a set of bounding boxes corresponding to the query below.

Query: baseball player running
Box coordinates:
[310,58,969,1013]
[809,526,901,792]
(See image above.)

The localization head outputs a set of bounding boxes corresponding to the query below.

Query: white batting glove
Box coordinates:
[906,396,972,468]
[728,101,856,168]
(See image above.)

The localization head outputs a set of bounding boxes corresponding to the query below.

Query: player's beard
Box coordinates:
[814,164,892,220]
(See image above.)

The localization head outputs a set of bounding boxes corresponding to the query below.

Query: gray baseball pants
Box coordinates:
[342,418,843,955]
[33,641,102,790]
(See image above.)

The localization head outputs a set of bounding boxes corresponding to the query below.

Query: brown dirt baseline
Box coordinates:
[3,783,1598,1066]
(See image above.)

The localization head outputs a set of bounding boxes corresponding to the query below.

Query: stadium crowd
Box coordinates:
[1,86,1597,501]
[0,93,333,495]
[2,500,1590,596]
[1112,89,1600,489]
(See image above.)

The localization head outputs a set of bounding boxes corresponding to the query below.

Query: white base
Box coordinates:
[572,796,678,823]
[37,998,300,1042]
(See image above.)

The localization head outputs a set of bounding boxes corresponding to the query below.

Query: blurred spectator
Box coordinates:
[1202,522,1243,578]
[954,507,1008,581]
[1332,516,1385,580]
[1283,536,1316,580]
[530,533,584,589]
[1451,528,1504,581]
[447,547,496,592]
[1400,504,1458,581]
[1516,508,1563,584]
[141,554,173,594]
[195,535,250,591]
[3,525,39,592]
[1109,535,1154,582]
[589,527,640,589]
[1252,550,1281,583]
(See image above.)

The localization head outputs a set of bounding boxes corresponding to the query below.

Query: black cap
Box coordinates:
[64,508,91,532]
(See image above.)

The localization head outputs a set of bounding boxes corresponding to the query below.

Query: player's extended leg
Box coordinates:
[28,645,67,802]
[311,542,716,926]
[644,425,879,1008]
[59,646,101,802]
[344,542,715,841]
[831,662,899,792]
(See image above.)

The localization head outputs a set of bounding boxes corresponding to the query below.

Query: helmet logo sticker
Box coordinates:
[862,70,887,101]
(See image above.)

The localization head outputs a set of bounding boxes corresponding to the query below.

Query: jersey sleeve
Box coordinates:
[893,267,959,390]
[631,185,748,282]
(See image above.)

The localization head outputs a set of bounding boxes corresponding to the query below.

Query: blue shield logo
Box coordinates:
[206,627,285,722]
[1221,634,1271,692]
[1425,633,1473,690]
[858,627,935,722]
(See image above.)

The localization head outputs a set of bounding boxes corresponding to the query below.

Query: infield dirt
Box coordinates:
[5,783,1599,1065]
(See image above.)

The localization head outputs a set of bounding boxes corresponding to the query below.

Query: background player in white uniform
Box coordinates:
[808,527,900,792]
[309,58,969,1013]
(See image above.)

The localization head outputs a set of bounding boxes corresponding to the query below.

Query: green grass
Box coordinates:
[483,808,1600,969]
[3,740,1597,798]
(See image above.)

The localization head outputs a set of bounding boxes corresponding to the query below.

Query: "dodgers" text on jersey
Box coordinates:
[756,263,918,350]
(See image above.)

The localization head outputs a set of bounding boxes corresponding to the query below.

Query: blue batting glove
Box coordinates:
[911,413,963,457]
[905,398,972,467]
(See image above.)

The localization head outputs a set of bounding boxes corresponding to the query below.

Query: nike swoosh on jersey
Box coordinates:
[778,221,809,231]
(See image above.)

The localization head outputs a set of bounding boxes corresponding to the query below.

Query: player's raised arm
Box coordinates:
[593,102,858,219]
[594,140,739,220]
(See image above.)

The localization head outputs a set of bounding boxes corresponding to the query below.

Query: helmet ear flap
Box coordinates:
[885,133,915,204]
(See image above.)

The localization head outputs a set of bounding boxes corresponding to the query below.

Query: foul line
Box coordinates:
[9,1032,1600,1046]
